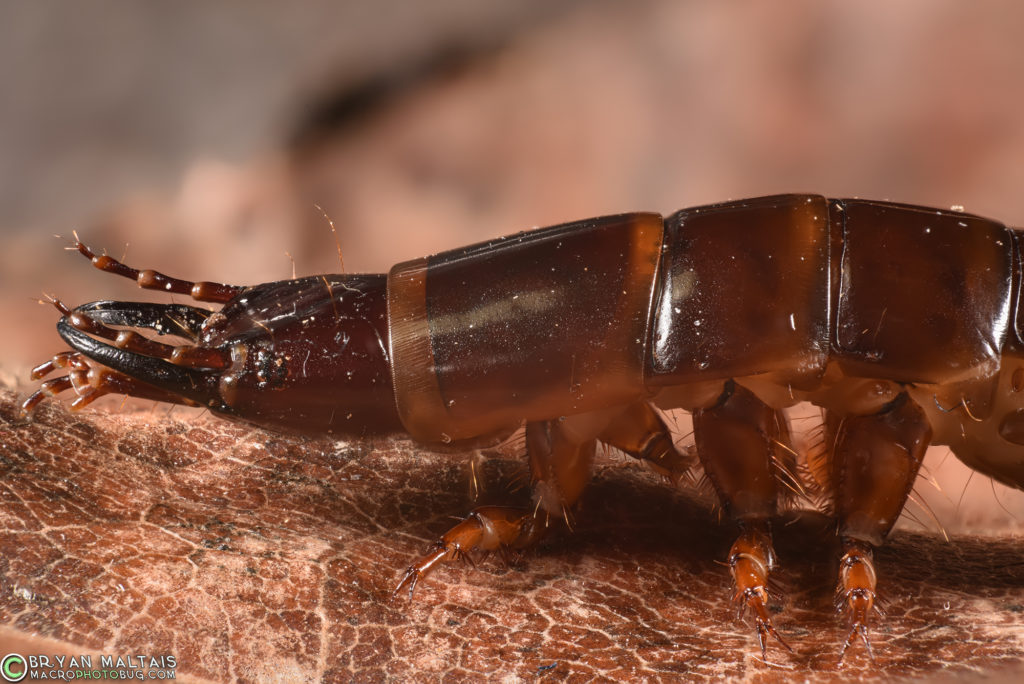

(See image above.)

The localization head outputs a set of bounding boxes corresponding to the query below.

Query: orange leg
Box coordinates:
[835,541,877,662]
[828,393,930,663]
[393,505,543,600]
[692,381,794,659]
[395,401,692,601]
[394,411,600,600]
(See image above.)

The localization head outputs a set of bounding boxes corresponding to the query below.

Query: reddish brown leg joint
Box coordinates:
[729,522,792,656]
[836,540,878,664]
[393,505,540,600]
[395,412,604,602]
[829,392,931,664]
[693,382,793,659]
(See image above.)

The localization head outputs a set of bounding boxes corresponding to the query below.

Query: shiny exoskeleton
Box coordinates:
[23,194,1024,662]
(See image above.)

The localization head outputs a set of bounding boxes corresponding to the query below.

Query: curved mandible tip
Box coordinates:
[56,317,228,410]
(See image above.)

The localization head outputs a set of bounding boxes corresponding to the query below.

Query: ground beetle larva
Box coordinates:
[23,194,1024,661]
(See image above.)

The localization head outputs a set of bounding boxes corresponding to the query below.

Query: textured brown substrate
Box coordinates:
[1,390,1023,682]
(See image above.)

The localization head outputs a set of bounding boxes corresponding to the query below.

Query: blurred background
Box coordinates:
[3,0,1024,531]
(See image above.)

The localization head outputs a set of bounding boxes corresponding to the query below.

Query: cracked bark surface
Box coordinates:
[1,388,1023,682]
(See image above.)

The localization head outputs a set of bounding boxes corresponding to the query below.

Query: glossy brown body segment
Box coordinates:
[648,195,831,391]
[833,200,1012,384]
[23,195,1024,662]
[388,212,662,443]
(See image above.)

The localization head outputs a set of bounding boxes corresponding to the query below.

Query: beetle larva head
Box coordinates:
[49,275,401,438]
[199,273,403,437]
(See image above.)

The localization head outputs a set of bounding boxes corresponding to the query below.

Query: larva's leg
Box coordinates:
[692,381,793,659]
[391,505,543,600]
[829,393,930,663]
[72,233,243,303]
[598,400,695,484]
[394,412,600,600]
